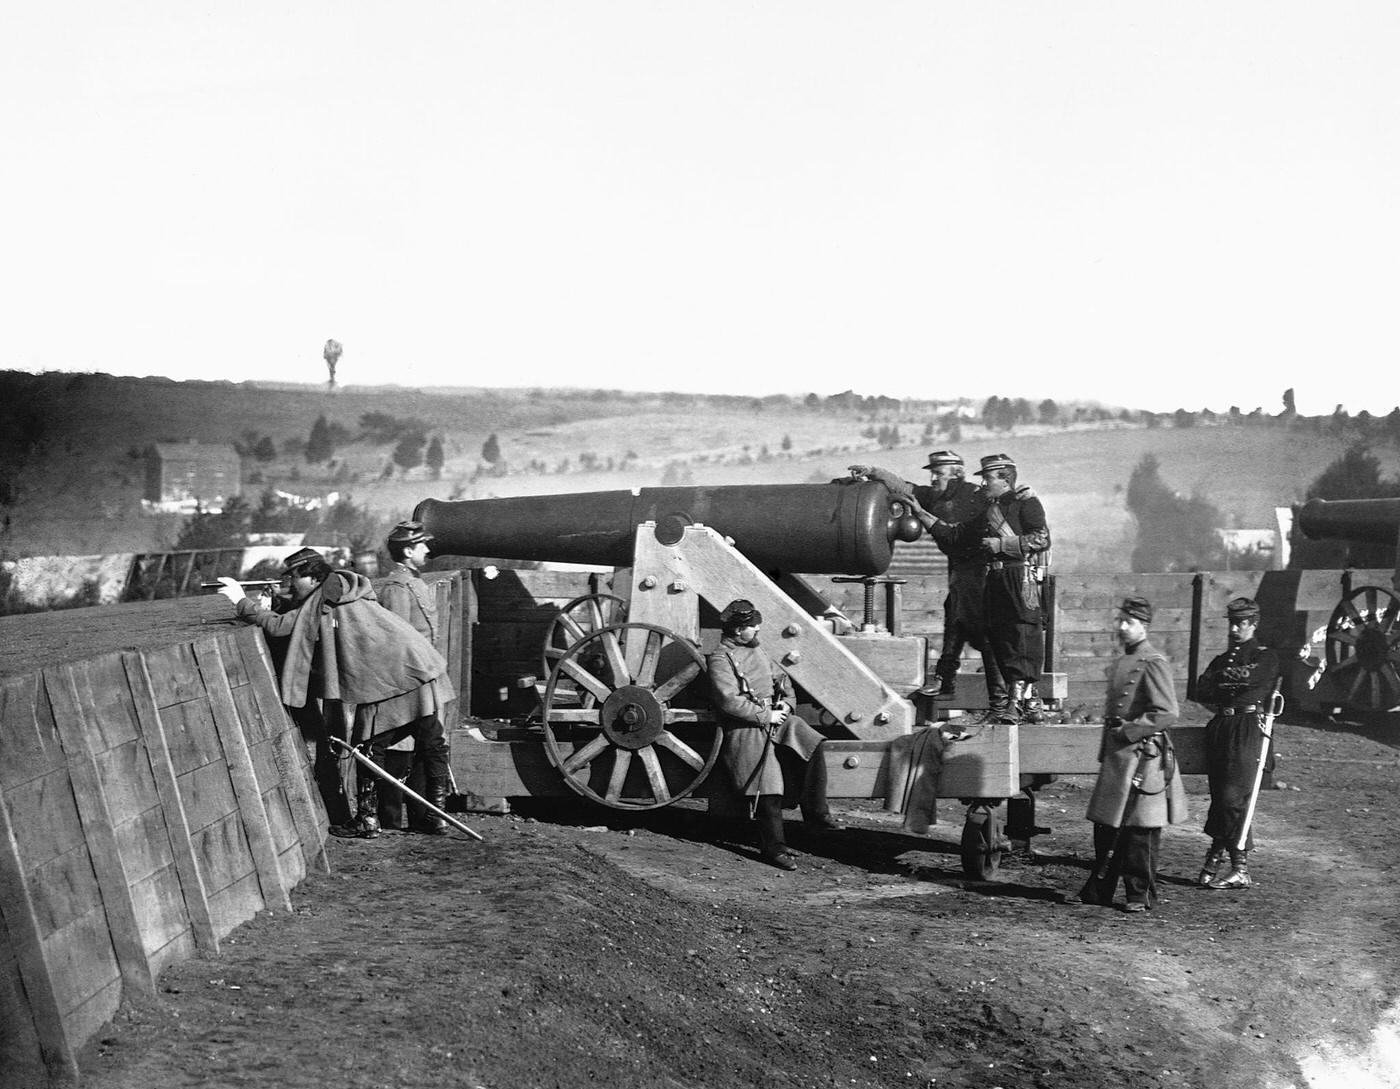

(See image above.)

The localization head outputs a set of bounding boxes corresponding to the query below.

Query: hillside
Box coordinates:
[3,370,1396,569]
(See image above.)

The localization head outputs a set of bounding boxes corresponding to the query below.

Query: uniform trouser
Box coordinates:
[1204,713,1269,852]
[748,750,831,855]
[934,567,1006,703]
[365,715,450,789]
[984,570,1044,686]
[1093,822,1161,905]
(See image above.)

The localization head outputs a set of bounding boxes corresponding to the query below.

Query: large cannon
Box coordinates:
[423,481,1070,877]
[415,481,924,576]
[1296,498,1400,713]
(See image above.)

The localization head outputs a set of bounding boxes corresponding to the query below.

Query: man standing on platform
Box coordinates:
[1194,596,1282,890]
[847,451,1004,709]
[1069,595,1188,912]
[919,454,1051,724]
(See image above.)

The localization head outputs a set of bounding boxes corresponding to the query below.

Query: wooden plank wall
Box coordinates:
[0,624,328,1085]
[473,565,1381,720]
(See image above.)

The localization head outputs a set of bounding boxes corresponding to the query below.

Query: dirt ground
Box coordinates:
[76,711,1400,1089]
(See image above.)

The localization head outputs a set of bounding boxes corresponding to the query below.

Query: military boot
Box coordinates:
[414,773,450,835]
[990,683,1023,725]
[332,773,381,839]
[1197,841,1228,887]
[1019,683,1047,725]
[1208,849,1252,890]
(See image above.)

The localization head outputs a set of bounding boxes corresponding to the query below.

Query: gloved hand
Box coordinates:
[848,465,913,500]
[215,576,248,606]
[982,537,1004,556]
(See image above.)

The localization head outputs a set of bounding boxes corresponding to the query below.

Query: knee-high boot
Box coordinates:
[412,730,451,836]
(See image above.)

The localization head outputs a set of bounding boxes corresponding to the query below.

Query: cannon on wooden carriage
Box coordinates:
[1296,498,1400,714]
[415,481,1072,877]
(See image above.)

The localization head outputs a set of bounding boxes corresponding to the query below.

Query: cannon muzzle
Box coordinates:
[1297,498,1400,545]
[413,481,922,576]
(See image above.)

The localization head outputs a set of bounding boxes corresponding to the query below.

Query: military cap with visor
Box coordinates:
[922,450,964,470]
[975,453,1017,476]
[1226,596,1260,622]
[1118,595,1154,623]
[719,599,763,630]
[387,519,435,547]
[281,547,324,575]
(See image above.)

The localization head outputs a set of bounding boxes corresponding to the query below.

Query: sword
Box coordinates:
[1236,678,1284,852]
[328,736,484,841]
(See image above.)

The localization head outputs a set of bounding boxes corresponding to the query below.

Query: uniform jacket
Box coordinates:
[1196,638,1282,711]
[931,487,1050,614]
[379,563,439,643]
[706,636,823,797]
[1085,638,1189,828]
[911,478,986,569]
[237,570,450,709]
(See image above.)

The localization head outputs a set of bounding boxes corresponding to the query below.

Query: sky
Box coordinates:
[3,2,1398,416]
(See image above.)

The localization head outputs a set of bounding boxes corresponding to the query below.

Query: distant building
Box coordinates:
[144,442,242,512]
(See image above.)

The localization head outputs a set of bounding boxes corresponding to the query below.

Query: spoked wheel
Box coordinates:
[541,593,629,706]
[1324,585,1400,712]
[960,802,1003,880]
[541,622,720,810]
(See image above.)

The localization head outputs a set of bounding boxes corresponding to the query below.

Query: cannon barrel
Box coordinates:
[1297,498,1400,545]
[413,482,922,576]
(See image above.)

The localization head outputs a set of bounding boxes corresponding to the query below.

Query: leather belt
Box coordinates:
[988,560,1024,571]
[1219,704,1259,715]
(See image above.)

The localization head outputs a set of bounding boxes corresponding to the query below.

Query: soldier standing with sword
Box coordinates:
[1194,597,1283,889]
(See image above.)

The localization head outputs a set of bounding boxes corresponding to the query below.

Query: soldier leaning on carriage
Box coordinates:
[1194,596,1281,890]
[705,599,845,872]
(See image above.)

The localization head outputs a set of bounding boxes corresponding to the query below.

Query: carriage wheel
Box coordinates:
[960,802,1003,880]
[541,622,720,810]
[1324,585,1400,712]
[541,593,629,707]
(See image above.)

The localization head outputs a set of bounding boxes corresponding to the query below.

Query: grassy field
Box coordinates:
[3,370,1395,569]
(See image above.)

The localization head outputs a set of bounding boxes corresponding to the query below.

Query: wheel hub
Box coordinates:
[1355,625,1391,670]
[599,685,665,750]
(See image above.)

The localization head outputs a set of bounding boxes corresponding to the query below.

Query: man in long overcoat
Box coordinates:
[1068,595,1188,912]
[706,599,842,871]
[1194,596,1281,889]
[374,519,449,833]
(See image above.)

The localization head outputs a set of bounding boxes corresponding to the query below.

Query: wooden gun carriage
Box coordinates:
[415,481,1198,877]
[1296,497,1400,714]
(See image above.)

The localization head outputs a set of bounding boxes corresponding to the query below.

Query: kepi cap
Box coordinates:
[387,519,434,547]
[922,450,964,470]
[1226,596,1260,622]
[1118,595,1154,623]
[282,547,323,575]
[975,453,1016,475]
[719,599,762,630]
